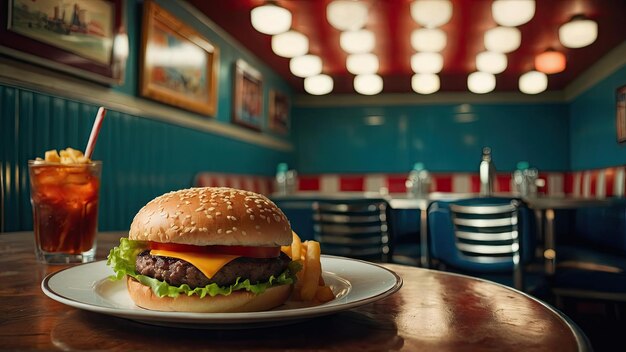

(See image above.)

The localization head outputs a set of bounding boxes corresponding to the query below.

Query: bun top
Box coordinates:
[129,187,292,247]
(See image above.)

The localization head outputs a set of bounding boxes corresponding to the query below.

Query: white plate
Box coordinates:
[42,255,402,329]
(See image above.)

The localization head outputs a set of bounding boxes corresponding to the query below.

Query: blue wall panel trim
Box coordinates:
[569,65,626,170]
[1,86,294,232]
[292,102,570,174]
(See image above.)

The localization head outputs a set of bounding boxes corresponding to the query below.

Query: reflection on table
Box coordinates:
[0,231,590,351]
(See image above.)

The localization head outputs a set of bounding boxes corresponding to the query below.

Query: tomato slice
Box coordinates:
[149,242,280,258]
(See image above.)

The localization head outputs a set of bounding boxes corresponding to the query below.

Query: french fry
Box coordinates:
[291,231,302,260]
[315,285,335,303]
[283,231,335,303]
[300,241,321,301]
[281,231,303,260]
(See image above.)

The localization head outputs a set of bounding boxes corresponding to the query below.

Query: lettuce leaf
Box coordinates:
[106,237,301,299]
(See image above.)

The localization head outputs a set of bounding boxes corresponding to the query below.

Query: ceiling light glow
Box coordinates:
[559,15,598,48]
[250,4,292,35]
[304,74,334,95]
[411,52,443,74]
[475,51,507,74]
[467,71,496,94]
[519,70,547,94]
[412,73,440,94]
[410,28,447,52]
[484,26,521,53]
[411,0,453,28]
[535,49,566,74]
[354,74,383,95]
[346,53,379,75]
[290,55,323,78]
[327,0,368,31]
[340,29,375,54]
[271,31,309,58]
[491,0,535,27]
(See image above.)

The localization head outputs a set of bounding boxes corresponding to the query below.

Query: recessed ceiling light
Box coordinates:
[411,52,443,74]
[467,71,496,94]
[354,74,383,95]
[491,0,535,27]
[519,70,547,94]
[327,0,368,31]
[250,4,292,35]
[411,0,453,28]
[475,51,507,74]
[535,49,566,74]
[412,73,440,94]
[484,26,521,53]
[271,31,309,58]
[559,15,598,49]
[410,28,447,52]
[346,53,379,75]
[340,29,375,54]
[290,55,323,78]
[304,74,334,95]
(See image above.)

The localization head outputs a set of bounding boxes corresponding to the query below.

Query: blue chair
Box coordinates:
[428,197,538,291]
[389,208,422,266]
[312,200,391,262]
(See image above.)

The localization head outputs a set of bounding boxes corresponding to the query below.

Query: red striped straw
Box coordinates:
[84,107,107,160]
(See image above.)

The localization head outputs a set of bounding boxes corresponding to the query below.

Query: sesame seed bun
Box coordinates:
[129,187,292,247]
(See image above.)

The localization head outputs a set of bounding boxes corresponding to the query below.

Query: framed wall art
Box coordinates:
[269,89,289,134]
[233,59,263,131]
[0,0,125,85]
[617,85,626,144]
[140,0,219,116]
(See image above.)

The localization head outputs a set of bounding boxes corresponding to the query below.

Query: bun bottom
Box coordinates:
[126,277,292,313]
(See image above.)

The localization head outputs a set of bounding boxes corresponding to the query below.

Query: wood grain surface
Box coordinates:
[0,232,589,351]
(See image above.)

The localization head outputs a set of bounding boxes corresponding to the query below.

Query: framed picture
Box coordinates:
[269,89,290,134]
[617,85,626,144]
[233,59,263,131]
[0,0,125,85]
[140,0,219,116]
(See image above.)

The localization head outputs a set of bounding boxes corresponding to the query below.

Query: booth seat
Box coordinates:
[193,172,274,195]
[552,201,626,302]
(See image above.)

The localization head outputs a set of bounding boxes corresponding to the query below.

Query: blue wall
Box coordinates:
[114,0,293,132]
[569,64,626,170]
[1,0,295,232]
[292,102,569,173]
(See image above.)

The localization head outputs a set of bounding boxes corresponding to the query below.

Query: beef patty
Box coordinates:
[135,250,291,288]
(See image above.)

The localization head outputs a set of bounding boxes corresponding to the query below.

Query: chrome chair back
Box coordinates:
[312,201,390,262]
[429,198,535,291]
[450,201,523,289]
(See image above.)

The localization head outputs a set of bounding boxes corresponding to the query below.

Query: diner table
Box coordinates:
[0,231,591,351]
[524,196,614,275]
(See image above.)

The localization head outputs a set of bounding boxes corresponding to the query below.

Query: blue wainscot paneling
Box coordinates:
[1,0,297,232]
[1,86,294,232]
[292,103,569,174]
[569,64,626,170]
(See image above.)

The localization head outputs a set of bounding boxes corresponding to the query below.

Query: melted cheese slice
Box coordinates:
[150,249,240,279]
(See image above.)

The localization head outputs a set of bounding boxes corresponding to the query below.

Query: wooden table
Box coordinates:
[0,231,591,351]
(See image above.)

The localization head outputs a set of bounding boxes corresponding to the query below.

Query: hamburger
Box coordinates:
[107,187,300,313]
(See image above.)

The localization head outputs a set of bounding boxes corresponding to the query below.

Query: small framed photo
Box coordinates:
[233,59,263,131]
[0,0,124,85]
[617,85,626,144]
[140,0,219,116]
[269,89,290,134]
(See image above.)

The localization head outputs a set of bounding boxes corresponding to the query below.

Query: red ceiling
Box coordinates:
[188,0,626,94]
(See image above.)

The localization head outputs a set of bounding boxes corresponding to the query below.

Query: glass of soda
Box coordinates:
[28,160,102,264]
